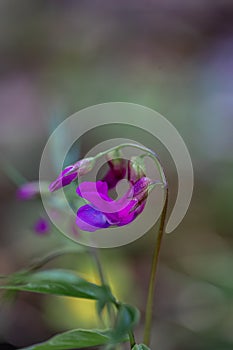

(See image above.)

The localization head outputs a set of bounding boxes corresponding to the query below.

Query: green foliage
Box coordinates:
[0,269,141,349]
[0,269,115,302]
[132,345,151,350]
[21,329,124,350]
[113,303,140,340]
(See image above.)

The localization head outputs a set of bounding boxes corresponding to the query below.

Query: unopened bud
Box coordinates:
[49,157,95,192]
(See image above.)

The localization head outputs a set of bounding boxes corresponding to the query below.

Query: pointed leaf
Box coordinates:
[0,269,115,302]
[21,329,124,350]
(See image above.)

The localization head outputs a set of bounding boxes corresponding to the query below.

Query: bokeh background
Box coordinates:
[0,1,233,349]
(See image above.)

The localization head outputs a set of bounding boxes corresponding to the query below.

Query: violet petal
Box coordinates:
[76,204,110,232]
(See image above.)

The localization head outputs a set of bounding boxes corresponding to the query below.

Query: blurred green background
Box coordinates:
[0,1,233,349]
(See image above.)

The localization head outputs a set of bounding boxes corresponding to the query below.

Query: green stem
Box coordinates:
[143,188,169,346]
[89,247,116,330]
[89,247,106,287]
[114,301,136,349]
[128,330,136,348]
[91,250,137,349]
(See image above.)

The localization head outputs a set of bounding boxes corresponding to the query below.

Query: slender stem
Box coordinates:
[89,247,116,328]
[128,330,136,348]
[143,188,169,346]
[89,247,106,287]
[114,301,136,349]
[91,249,137,349]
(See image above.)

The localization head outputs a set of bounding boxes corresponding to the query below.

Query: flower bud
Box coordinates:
[49,157,95,192]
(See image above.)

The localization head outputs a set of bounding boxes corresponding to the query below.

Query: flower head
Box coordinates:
[49,157,95,192]
[76,177,152,232]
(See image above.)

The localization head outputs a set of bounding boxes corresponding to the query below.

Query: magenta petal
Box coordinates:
[61,172,78,186]
[49,172,78,192]
[76,181,111,205]
[76,205,110,232]
[105,199,136,225]
[61,166,74,176]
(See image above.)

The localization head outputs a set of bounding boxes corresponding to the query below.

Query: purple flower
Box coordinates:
[33,217,50,235]
[102,156,147,189]
[49,157,95,192]
[17,182,40,200]
[102,158,127,189]
[76,177,152,232]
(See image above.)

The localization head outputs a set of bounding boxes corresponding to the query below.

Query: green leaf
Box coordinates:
[132,344,151,350]
[0,269,115,302]
[21,329,122,350]
[114,304,140,339]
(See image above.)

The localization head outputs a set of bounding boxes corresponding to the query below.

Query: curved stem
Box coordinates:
[143,188,169,346]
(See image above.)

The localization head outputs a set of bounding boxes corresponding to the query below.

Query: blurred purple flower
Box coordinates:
[17,182,40,200]
[49,157,95,192]
[76,177,152,232]
[33,217,50,235]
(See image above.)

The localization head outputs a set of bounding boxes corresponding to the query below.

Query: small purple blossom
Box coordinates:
[76,177,152,232]
[17,182,40,200]
[33,217,50,235]
[49,157,95,192]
